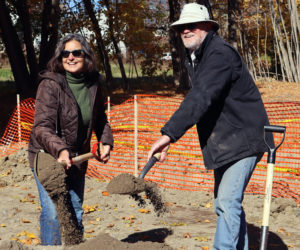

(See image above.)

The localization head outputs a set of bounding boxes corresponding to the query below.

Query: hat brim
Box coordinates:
[171,19,219,31]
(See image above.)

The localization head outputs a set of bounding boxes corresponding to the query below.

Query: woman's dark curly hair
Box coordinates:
[47,33,97,74]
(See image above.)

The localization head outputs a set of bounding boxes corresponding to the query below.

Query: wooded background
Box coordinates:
[0,0,299,98]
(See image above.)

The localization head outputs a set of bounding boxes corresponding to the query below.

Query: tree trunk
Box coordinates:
[228,0,239,49]
[14,0,39,91]
[104,0,128,91]
[168,0,189,90]
[39,0,60,71]
[0,0,31,97]
[288,0,300,82]
[83,0,114,88]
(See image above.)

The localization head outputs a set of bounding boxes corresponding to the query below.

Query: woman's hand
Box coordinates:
[96,143,111,163]
[57,149,72,170]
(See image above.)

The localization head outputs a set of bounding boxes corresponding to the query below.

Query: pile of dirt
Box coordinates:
[0,147,33,187]
[107,173,168,216]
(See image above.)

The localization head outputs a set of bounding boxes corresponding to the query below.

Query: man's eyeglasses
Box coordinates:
[61,49,85,58]
[176,23,198,33]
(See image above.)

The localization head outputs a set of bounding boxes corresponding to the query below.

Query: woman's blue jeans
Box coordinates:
[32,167,85,245]
[213,154,263,250]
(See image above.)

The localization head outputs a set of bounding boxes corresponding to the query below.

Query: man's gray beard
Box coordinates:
[182,36,203,52]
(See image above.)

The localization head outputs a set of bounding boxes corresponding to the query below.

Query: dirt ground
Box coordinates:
[0,148,299,250]
[0,80,300,250]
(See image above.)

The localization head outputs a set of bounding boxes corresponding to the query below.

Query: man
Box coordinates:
[147,3,272,250]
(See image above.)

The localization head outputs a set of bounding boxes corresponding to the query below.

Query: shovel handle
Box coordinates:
[264,125,286,133]
[264,125,286,164]
[61,142,104,167]
[138,153,161,179]
[260,125,286,250]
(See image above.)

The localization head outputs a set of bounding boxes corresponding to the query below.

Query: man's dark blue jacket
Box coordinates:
[161,31,270,170]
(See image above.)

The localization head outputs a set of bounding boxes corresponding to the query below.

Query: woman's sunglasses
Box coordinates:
[61,49,84,58]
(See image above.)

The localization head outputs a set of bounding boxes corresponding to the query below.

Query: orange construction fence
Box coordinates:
[0,95,299,204]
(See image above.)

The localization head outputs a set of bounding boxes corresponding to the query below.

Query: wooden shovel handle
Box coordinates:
[61,142,104,166]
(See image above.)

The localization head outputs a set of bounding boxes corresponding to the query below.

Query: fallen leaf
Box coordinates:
[25,231,36,239]
[107,223,114,228]
[86,229,95,233]
[0,224,6,227]
[183,232,191,238]
[205,202,212,208]
[85,234,95,238]
[21,218,31,223]
[83,204,99,214]
[27,193,35,198]
[204,219,210,223]
[169,222,187,226]
[102,191,109,196]
[202,247,209,250]
[194,236,209,242]
[138,209,150,213]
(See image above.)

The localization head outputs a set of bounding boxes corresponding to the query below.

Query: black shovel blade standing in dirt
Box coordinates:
[260,125,286,250]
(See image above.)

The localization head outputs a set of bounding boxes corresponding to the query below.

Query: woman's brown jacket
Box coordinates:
[28,71,113,172]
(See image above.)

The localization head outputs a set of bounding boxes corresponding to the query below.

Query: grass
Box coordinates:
[106,60,173,78]
[0,67,14,81]
[0,62,173,82]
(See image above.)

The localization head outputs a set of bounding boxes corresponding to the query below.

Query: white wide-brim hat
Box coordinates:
[171,3,219,31]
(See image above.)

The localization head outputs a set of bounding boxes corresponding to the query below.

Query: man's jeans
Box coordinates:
[213,154,263,250]
[32,168,85,245]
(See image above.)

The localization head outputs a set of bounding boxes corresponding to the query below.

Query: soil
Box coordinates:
[0,80,300,250]
[35,152,83,245]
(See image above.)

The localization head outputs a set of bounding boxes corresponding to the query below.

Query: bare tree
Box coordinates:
[168,0,189,90]
[268,0,299,82]
[82,0,114,88]
[0,0,32,96]
[103,0,128,91]
[227,0,239,49]
[39,0,60,71]
[13,0,39,88]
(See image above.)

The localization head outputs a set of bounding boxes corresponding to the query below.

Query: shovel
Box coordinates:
[260,125,286,250]
[107,153,161,195]
[34,142,103,178]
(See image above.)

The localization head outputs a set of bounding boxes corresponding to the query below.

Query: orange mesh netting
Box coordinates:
[1,95,299,204]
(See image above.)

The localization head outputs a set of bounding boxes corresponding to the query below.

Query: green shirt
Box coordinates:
[66,71,91,145]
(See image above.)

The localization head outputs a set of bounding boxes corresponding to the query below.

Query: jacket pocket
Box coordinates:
[206,113,249,164]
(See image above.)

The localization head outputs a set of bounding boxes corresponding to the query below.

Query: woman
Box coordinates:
[28,33,113,245]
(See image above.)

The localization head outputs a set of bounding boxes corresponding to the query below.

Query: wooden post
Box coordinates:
[17,94,21,145]
[107,96,111,122]
[134,95,138,177]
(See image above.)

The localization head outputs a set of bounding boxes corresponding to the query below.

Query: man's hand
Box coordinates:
[57,149,71,170]
[147,135,171,162]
